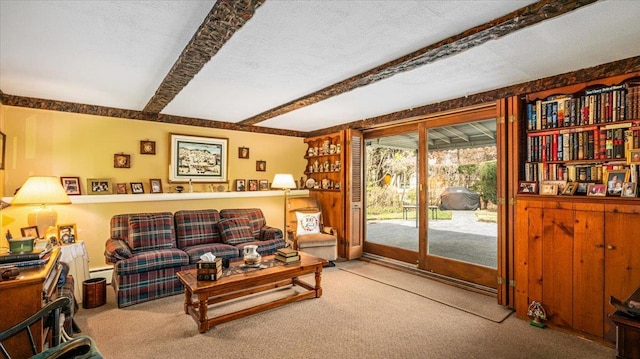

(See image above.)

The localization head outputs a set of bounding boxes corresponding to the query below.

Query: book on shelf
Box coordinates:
[275,254,301,263]
[277,247,299,257]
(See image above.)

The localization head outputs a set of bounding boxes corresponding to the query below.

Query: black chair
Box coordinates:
[0,297,103,359]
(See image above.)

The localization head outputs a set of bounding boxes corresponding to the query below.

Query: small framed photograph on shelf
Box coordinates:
[87,178,112,195]
[130,182,145,194]
[575,182,592,196]
[149,179,163,193]
[562,182,578,195]
[248,179,258,191]
[628,149,640,164]
[116,183,127,194]
[259,179,269,191]
[238,147,249,159]
[57,224,77,244]
[60,176,82,195]
[256,160,266,172]
[20,226,39,239]
[539,183,558,196]
[587,183,606,196]
[517,181,537,194]
[235,179,246,191]
[621,182,637,198]
[606,170,628,196]
[114,153,131,168]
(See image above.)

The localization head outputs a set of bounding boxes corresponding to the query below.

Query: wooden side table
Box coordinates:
[610,312,640,359]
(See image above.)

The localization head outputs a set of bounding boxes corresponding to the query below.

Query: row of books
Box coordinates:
[524,163,638,184]
[275,248,300,263]
[526,125,639,163]
[525,84,640,130]
[0,250,52,268]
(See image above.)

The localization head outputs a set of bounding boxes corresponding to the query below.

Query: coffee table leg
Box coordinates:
[314,266,323,298]
[197,294,208,333]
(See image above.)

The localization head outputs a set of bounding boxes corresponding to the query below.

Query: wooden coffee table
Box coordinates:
[176,251,328,333]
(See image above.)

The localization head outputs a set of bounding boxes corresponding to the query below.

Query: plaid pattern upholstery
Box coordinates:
[58,275,77,334]
[114,249,188,275]
[127,213,175,253]
[104,238,132,264]
[261,226,283,240]
[112,265,191,308]
[218,217,255,245]
[181,243,239,263]
[110,212,167,240]
[220,209,266,240]
[174,209,222,248]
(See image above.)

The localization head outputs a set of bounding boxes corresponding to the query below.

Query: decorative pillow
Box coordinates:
[127,213,174,253]
[218,217,254,246]
[296,212,321,235]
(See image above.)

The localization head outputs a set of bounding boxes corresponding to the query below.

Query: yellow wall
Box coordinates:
[0,105,306,269]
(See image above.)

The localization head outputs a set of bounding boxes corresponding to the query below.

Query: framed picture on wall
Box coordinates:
[116,183,127,194]
[130,182,144,194]
[248,179,258,191]
[256,160,266,172]
[169,133,228,183]
[87,178,112,195]
[238,147,249,159]
[259,179,269,191]
[140,140,156,155]
[60,176,82,195]
[149,179,163,193]
[114,153,131,168]
[0,131,5,170]
[235,179,246,191]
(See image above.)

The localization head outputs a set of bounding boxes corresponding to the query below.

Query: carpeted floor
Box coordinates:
[74,261,614,359]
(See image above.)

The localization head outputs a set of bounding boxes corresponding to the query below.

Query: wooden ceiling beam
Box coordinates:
[239,0,596,127]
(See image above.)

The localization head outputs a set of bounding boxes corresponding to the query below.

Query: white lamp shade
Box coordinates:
[12,176,72,205]
[271,174,296,189]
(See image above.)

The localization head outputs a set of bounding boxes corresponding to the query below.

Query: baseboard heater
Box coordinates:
[89,266,113,284]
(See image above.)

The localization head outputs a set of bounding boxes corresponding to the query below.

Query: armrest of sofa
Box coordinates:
[104,238,132,264]
[260,226,283,241]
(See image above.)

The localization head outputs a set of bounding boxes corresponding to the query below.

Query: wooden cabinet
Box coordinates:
[304,132,346,257]
[0,247,62,358]
[515,199,639,342]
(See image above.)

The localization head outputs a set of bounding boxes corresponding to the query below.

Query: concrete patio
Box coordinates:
[366,210,497,267]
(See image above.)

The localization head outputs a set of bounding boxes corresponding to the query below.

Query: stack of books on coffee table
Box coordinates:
[196,258,223,281]
[275,248,300,263]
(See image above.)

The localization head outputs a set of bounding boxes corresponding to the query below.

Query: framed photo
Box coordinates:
[149,179,163,193]
[628,149,640,164]
[621,182,637,198]
[539,183,558,196]
[259,179,269,191]
[517,181,537,194]
[587,183,606,196]
[256,160,266,172]
[575,182,592,196]
[235,179,246,191]
[543,180,567,194]
[131,182,145,194]
[0,131,5,170]
[57,224,77,244]
[116,183,128,194]
[60,176,82,195]
[114,153,131,168]
[140,140,156,155]
[248,179,258,191]
[562,182,578,195]
[170,133,228,183]
[87,178,112,195]
[238,147,250,159]
[606,170,629,196]
[20,226,39,239]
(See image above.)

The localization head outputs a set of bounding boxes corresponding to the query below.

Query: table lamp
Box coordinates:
[11,176,71,238]
[271,174,297,243]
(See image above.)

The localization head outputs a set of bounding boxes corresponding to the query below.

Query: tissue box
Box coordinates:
[9,237,35,253]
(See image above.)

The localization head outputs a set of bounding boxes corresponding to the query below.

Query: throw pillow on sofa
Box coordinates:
[127,213,175,253]
[218,217,255,246]
[296,211,321,235]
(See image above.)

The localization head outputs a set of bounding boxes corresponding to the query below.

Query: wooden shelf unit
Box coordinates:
[514,73,640,343]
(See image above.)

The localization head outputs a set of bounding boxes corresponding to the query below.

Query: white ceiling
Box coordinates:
[1,0,640,134]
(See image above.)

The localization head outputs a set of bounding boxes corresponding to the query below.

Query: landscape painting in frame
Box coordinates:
[170,134,228,183]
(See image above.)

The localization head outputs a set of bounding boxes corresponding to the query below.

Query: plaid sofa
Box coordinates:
[104,209,284,308]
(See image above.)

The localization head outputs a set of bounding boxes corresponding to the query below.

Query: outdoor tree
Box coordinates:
[477,160,497,208]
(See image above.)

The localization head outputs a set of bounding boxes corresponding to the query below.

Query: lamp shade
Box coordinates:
[271,174,296,190]
[12,176,72,205]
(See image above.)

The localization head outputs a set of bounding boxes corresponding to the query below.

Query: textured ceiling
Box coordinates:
[1,0,639,135]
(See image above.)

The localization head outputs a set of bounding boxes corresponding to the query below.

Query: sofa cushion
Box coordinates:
[114,248,189,275]
[218,217,255,246]
[127,213,175,253]
[220,209,266,240]
[181,243,239,263]
[296,211,321,235]
[174,209,222,248]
